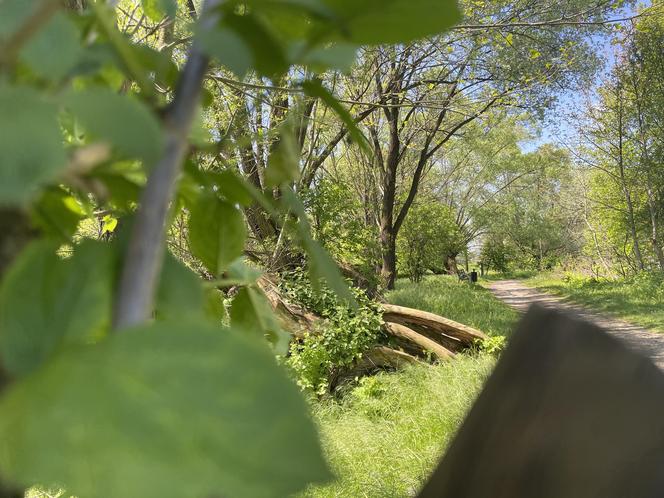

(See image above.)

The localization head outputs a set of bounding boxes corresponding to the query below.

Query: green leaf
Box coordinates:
[142,0,177,21]
[101,215,118,234]
[265,125,301,187]
[198,27,253,78]
[22,12,82,80]
[0,322,330,498]
[302,79,369,151]
[0,0,33,39]
[0,240,115,377]
[188,194,247,275]
[30,189,85,241]
[325,0,461,44]
[156,253,205,322]
[0,85,67,205]
[300,43,358,72]
[231,287,289,352]
[221,12,289,78]
[63,88,163,165]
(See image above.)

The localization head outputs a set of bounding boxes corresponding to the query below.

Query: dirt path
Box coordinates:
[488,279,664,369]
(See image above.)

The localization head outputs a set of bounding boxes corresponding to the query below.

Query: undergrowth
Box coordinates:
[300,274,519,497]
[280,268,383,395]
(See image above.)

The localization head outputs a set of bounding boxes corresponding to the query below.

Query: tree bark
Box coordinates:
[384,322,456,360]
[382,303,487,345]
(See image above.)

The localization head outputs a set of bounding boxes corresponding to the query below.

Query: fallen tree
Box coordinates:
[382,303,487,346]
[256,273,488,384]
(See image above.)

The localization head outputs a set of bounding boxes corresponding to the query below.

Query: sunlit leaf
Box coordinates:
[30,189,85,241]
[0,86,67,205]
[0,240,115,377]
[188,193,247,275]
[0,322,330,498]
[141,0,177,21]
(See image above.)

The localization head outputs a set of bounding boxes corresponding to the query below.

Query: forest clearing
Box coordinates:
[2,0,664,496]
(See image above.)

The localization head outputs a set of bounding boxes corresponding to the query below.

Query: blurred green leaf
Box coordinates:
[302,79,369,151]
[142,0,177,21]
[63,88,164,165]
[30,189,85,241]
[325,0,461,44]
[265,125,300,187]
[231,287,289,352]
[300,43,358,72]
[210,12,289,78]
[0,321,330,498]
[23,12,82,80]
[0,85,67,205]
[0,0,32,39]
[199,27,253,78]
[188,193,247,275]
[0,240,115,377]
[156,253,206,322]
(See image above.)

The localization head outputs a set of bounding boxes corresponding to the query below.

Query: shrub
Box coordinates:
[281,268,384,395]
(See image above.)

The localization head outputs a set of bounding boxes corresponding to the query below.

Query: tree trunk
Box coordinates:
[616,84,645,271]
[444,254,459,274]
[383,322,456,360]
[646,188,664,271]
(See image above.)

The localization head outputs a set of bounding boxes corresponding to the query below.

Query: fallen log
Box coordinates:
[382,303,487,346]
[383,322,456,361]
[257,275,319,338]
[335,346,421,386]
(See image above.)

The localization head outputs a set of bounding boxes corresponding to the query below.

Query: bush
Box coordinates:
[397,202,464,283]
[281,268,384,395]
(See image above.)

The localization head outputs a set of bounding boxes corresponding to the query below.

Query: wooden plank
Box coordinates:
[418,304,664,498]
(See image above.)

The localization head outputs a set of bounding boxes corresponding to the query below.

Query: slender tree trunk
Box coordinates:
[646,188,664,270]
[378,95,400,289]
[616,85,645,271]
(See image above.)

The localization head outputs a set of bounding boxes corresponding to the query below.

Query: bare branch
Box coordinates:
[112,0,222,330]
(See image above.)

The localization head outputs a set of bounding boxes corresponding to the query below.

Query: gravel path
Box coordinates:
[488,279,664,369]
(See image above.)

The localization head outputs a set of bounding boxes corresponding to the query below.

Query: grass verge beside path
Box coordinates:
[387,275,520,337]
[524,272,664,333]
[300,275,519,497]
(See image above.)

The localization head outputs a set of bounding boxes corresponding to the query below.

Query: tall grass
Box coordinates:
[300,357,494,498]
[301,275,519,497]
[524,271,664,332]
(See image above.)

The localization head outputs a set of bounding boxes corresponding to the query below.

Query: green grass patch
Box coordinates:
[387,275,519,337]
[299,356,494,498]
[524,272,664,332]
[301,275,519,497]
